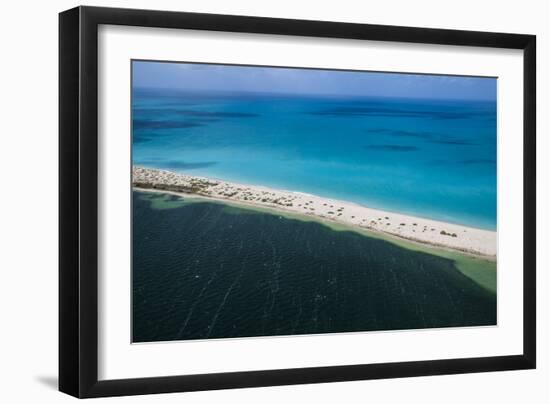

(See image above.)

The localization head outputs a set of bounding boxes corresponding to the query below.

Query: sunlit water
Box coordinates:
[132,88,497,230]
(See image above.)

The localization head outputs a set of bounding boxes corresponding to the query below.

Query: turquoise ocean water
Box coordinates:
[132,88,497,230]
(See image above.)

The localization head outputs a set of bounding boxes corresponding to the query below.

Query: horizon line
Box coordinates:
[132,86,497,103]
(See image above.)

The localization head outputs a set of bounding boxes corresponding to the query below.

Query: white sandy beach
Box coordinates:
[133,166,497,258]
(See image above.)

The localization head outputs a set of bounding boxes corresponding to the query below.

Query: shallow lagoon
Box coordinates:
[132,191,496,343]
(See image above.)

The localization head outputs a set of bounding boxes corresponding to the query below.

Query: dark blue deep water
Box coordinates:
[132,88,497,230]
[132,192,496,343]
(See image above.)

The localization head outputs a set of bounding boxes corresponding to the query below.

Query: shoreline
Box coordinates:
[133,166,497,259]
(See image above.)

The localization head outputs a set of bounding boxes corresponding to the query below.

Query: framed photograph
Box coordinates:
[59,6,536,398]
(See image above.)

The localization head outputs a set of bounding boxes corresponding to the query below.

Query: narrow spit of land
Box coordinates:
[133,166,497,258]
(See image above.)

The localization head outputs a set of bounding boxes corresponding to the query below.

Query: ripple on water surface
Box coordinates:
[132,191,496,343]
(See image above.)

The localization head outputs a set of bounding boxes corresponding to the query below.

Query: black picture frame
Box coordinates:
[59,5,536,398]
